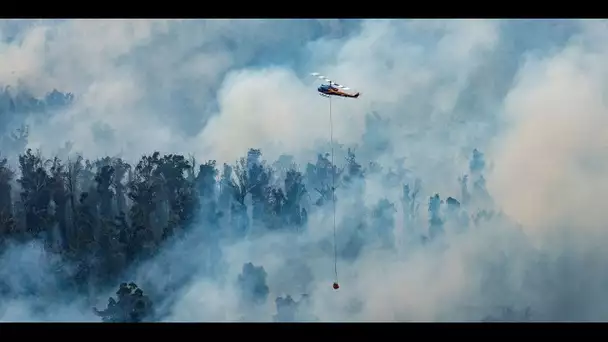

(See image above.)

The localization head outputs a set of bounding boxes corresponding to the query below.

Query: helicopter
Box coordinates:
[311,72,360,99]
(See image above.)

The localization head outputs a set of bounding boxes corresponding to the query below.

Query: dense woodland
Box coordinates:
[0,88,502,322]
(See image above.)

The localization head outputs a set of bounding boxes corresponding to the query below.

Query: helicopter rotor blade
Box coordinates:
[310,72,351,90]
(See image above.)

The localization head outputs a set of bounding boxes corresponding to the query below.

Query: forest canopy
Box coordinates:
[0,88,508,322]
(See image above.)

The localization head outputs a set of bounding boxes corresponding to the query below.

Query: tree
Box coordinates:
[371,198,396,248]
[196,160,219,227]
[18,149,53,240]
[343,148,364,185]
[94,282,154,322]
[428,194,443,239]
[274,295,298,322]
[283,169,307,228]
[0,157,15,244]
[401,180,421,233]
[48,157,68,251]
[306,153,341,207]
[469,148,486,175]
[237,262,269,306]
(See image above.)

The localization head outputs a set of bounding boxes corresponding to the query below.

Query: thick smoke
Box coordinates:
[1,19,608,322]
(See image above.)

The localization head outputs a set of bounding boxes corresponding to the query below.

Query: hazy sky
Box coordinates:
[1,19,608,322]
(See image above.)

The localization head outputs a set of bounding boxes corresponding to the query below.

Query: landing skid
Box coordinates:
[318,93,331,98]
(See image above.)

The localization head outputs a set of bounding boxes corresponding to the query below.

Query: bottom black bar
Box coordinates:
[1,322,607,339]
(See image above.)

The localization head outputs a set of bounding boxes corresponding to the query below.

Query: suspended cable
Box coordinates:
[329,96,339,290]
[309,72,360,291]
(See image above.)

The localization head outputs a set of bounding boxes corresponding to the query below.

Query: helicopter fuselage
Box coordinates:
[317,84,359,98]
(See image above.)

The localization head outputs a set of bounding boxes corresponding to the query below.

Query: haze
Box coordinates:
[0,19,607,322]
